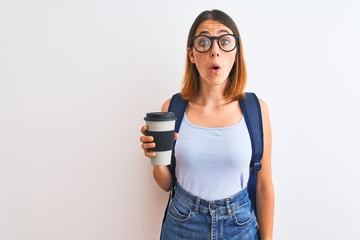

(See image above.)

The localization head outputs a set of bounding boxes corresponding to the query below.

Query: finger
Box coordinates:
[140,125,148,134]
[142,142,155,150]
[140,135,154,143]
[174,132,179,140]
[145,151,156,158]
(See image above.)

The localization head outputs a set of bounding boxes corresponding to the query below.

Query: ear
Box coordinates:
[188,47,195,63]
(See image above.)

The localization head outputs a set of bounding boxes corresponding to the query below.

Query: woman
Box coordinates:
[140,9,274,240]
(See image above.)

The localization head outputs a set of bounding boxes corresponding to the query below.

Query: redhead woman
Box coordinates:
[140,9,274,240]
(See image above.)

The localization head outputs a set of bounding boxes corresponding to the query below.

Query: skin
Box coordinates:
[140,19,274,240]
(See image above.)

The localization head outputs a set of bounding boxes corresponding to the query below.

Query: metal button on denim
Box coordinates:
[210,203,218,209]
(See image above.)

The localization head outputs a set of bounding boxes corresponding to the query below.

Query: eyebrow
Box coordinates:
[198,29,230,35]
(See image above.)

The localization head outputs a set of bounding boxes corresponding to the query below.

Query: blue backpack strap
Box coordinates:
[169,93,188,134]
[161,93,188,231]
[239,92,264,213]
[167,93,188,188]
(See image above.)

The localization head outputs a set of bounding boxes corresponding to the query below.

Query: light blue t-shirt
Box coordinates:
[175,113,252,201]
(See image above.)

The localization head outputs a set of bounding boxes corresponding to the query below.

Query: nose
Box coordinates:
[211,51,220,57]
[210,40,220,57]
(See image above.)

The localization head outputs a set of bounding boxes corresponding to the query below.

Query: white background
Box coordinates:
[1,0,359,239]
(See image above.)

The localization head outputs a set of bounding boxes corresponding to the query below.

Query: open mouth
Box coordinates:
[210,64,221,71]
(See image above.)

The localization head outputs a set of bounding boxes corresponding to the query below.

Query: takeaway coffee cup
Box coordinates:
[144,112,177,165]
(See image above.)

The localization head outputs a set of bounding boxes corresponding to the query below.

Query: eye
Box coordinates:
[220,37,231,46]
[199,38,211,47]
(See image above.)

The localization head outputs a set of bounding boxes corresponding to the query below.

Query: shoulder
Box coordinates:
[244,93,269,115]
[161,93,187,112]
[257,97,271,126]
[258,97,269,113]
[161,98,172,112]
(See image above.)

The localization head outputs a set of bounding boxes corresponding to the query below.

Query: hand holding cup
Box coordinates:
[141,112,177,165]
[140,125,156,158]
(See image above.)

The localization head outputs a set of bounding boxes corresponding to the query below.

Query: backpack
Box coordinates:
[163,92,264,221]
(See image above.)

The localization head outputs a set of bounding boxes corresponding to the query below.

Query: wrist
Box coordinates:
[260,238,272,240]
[152,165,169,171]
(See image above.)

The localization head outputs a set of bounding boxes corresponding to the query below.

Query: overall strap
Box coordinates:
[240,92,264,212]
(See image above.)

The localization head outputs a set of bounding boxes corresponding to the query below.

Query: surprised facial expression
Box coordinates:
[188,20,237,87]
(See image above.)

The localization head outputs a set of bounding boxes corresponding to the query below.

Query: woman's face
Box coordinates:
[188,19,237,88]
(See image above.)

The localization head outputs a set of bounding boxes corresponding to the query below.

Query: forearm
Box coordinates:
[153,165,172,192]
[256,185,274,240]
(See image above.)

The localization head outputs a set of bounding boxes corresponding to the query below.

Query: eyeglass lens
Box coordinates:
[193,34,237,53]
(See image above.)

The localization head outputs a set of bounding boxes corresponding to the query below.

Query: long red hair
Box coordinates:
[181,9,247,101]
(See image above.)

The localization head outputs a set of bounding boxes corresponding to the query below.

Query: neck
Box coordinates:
[195,83,229,107]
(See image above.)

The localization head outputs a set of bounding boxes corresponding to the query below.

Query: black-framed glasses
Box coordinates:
[191,34,239,53]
